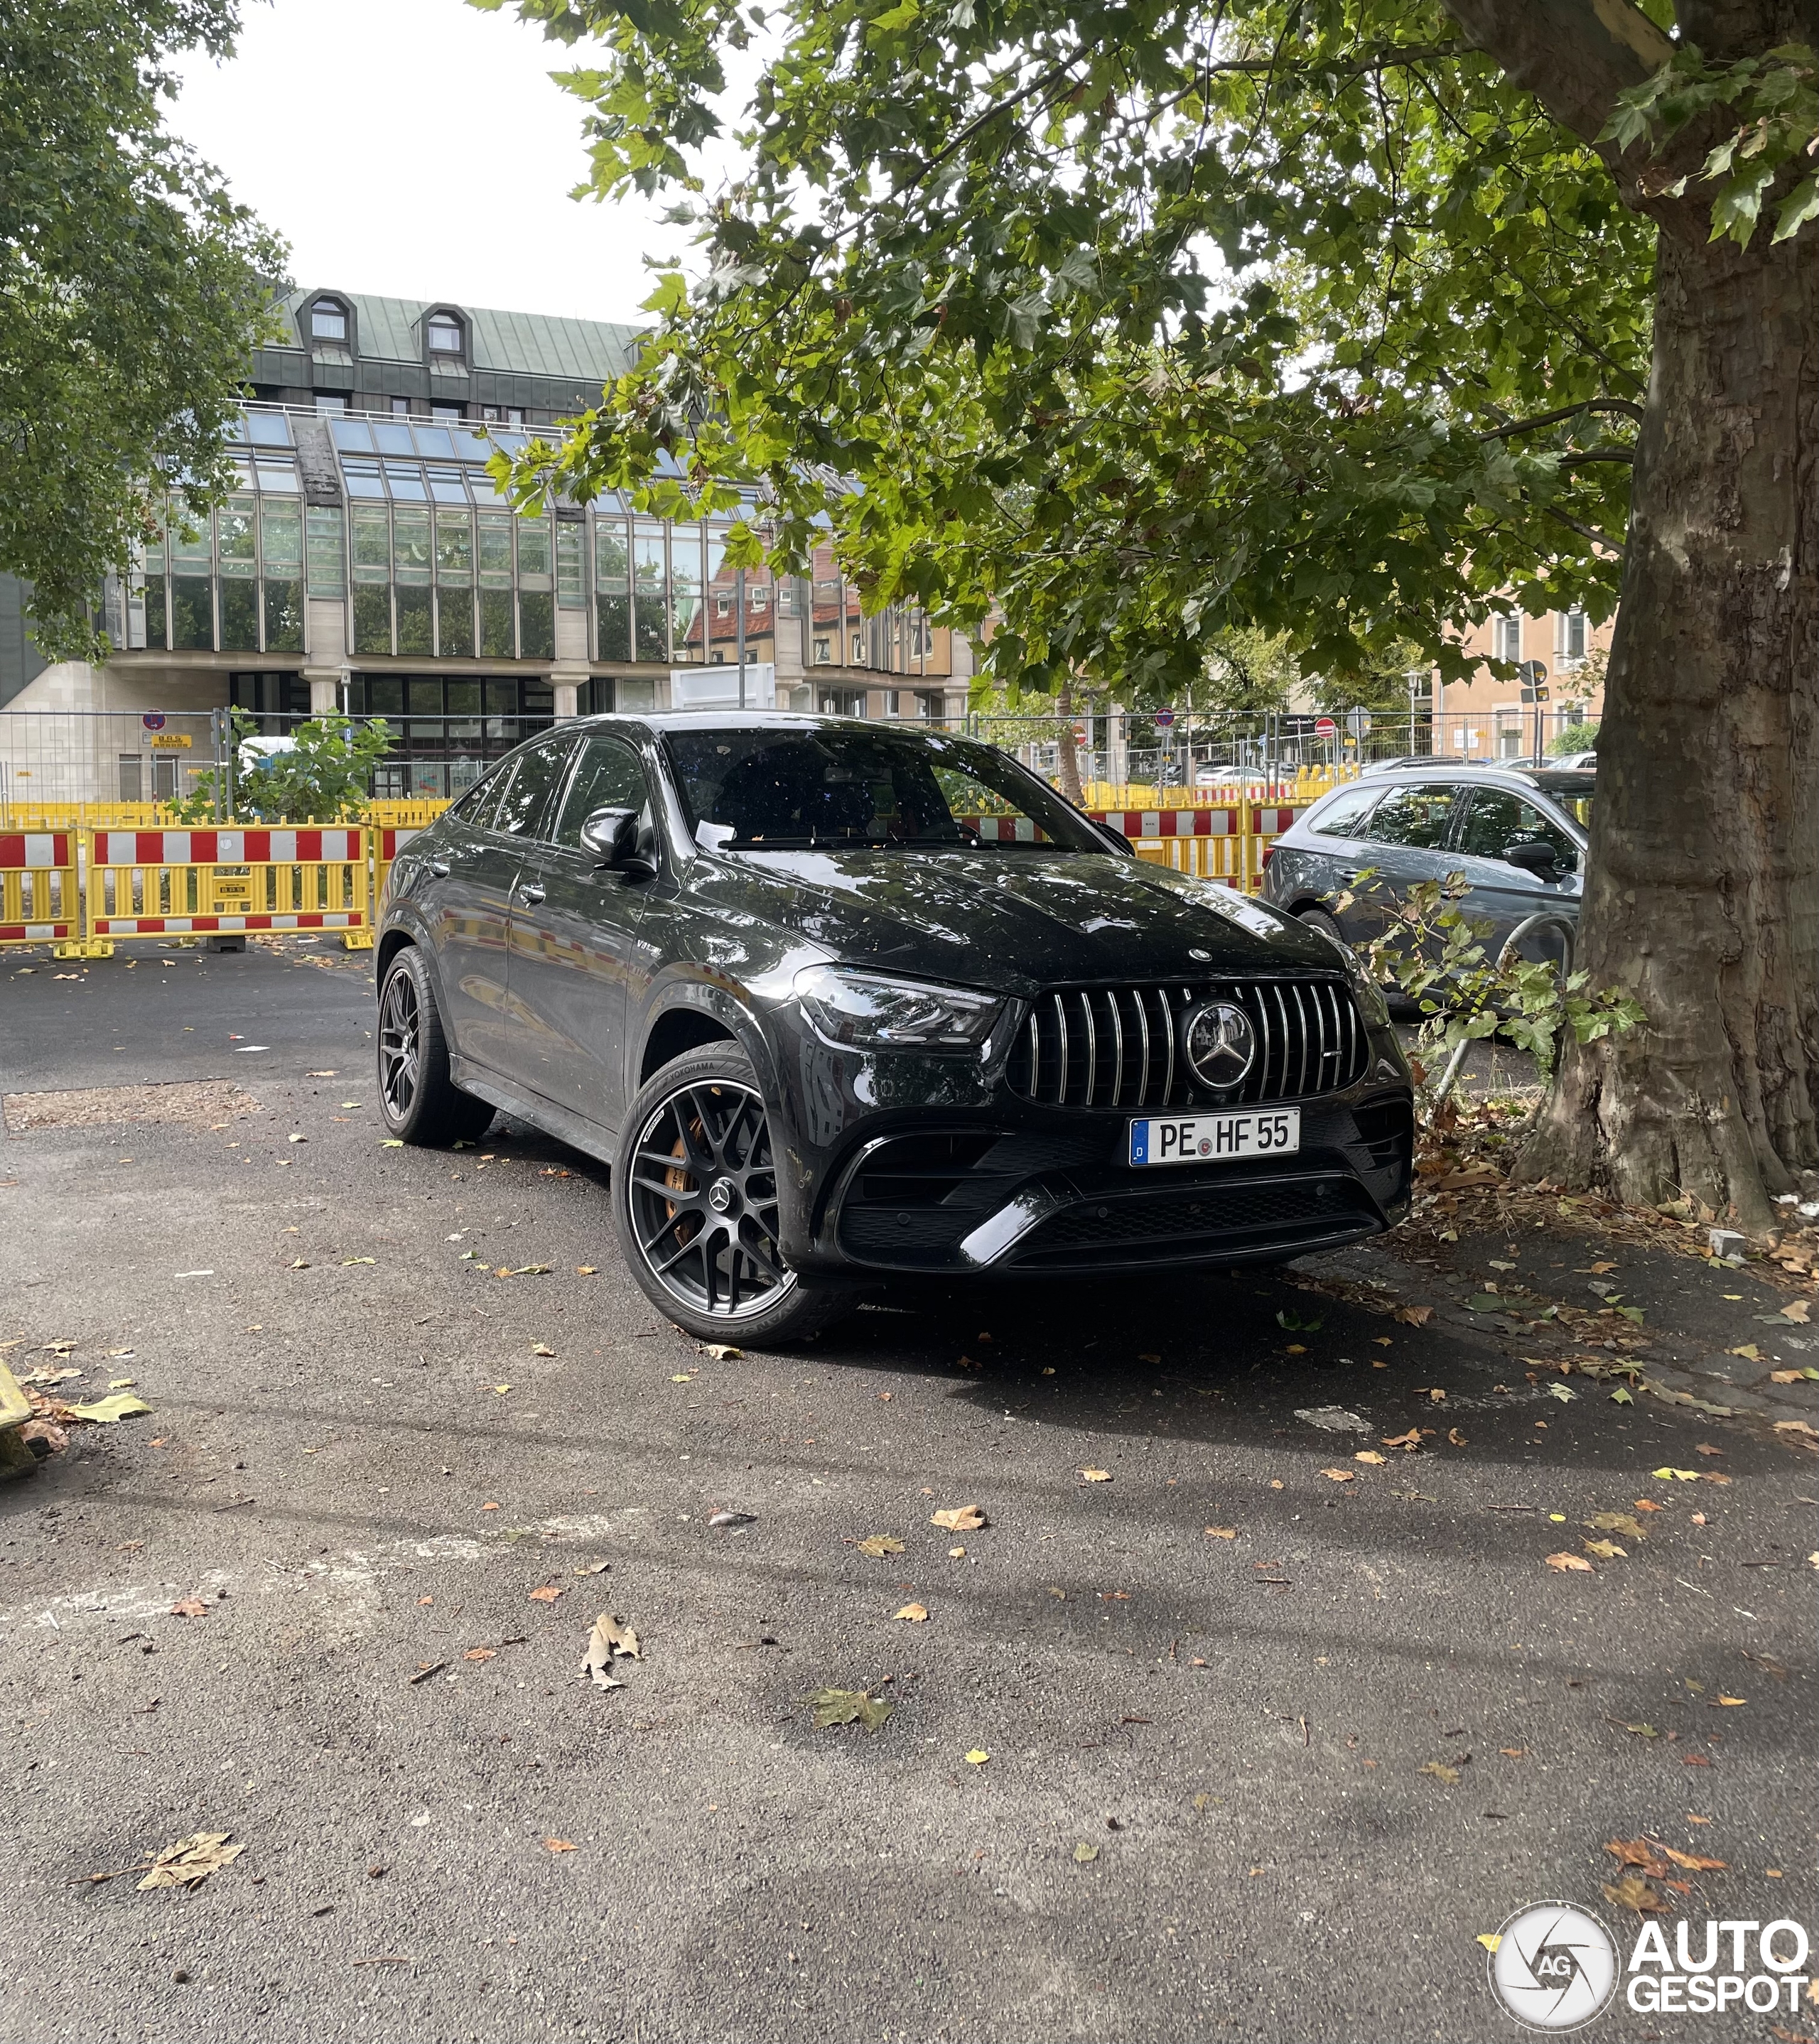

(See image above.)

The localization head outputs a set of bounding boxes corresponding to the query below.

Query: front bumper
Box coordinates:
[806,1093,1411,1276]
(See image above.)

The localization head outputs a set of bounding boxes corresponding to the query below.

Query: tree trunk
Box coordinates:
[1056,682,1084,804]
[1518,219,1818,1233]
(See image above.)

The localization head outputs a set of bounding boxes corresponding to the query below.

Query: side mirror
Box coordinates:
[579,806,651,874]
[1502,838,1565,878]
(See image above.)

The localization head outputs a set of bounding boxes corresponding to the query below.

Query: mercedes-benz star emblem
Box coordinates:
[1183,1001,1256,1089]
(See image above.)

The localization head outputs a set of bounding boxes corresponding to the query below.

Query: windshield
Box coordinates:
[663,724,1111,854]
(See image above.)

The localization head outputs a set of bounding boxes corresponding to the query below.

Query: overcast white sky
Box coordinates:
[170,0,685,326]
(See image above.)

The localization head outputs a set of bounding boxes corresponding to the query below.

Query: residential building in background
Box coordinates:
[1436,604,1609,759]
[0,288,968,806]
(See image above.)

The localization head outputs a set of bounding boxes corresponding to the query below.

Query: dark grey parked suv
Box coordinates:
[1261,765,1593,969]
[374,714,1415,1341]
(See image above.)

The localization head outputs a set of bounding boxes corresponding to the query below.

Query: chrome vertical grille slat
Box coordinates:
[1007,977,1366,1111]
[1079,992,1097,1108]
[1106,991,1125,1106]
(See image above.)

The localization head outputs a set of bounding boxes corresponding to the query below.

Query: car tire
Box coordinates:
[376,946,496,1147]
[612,1047,857,1346]
[1295,905,1348,949]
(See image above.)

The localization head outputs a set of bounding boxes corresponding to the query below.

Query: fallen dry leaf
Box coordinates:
[931,1505,988,1530]
[1354,1450,1387,1466]
[965,1749,990,1765]
[856,1534,905,1557]
[1204,1525,1237,1540]
[137,1832,246,1891]
[1583,1539,1627,1559]
[1319,1468,1356,1483]
[809,1687,892,1731]
[1588,1512,1648,1541]
[1545,1552,1594,1572]
[529,1584,564,1604]
[1606,1838,1670,1876]
[531,1343,555,1358]
[581,1612,640,1688]
[703,1343,743,1361]
[1658,1845,1727,1871]
[1778,1299,1811,1324]
[1393,1304,1432,1326]
[1419,1761,1460,1785]
[1603,1874,1671,1914]
[463,1647,497,1662]
[893,1604,929,1623]
[542,1838,576,1854]
[70,1393,151,1424]
[1447,1427,1469,1447]
[1079,1469,1113,1483]
[1381,1429,1424,1451]
[1773,1417,1819,1437]
[168,1598,210,1617]
[1715,1694,1747,1706]
[1074,1842,1100,1863]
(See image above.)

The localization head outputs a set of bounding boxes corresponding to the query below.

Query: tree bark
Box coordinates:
[1518,220,1817,1231]
[1442,0,1819,1231]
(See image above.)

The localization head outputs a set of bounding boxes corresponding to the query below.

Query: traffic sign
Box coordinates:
[1154,708,1175,729]
[1314,715,1337,738]
[141,712,166,732]
[1345,708,1373,739]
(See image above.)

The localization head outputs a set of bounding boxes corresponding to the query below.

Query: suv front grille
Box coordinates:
[1004,980,1368,1110]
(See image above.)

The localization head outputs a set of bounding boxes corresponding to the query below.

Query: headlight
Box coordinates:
[792,966,1003,1051]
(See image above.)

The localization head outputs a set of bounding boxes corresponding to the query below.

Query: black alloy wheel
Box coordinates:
[612,1048,855,1345]
[378,962,423,1123]
[374,947,494,1146]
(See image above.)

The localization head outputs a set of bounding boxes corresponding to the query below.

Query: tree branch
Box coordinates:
[1437,0,1673,150]
[1438,0,1703,238]
[1477,399,1646,439]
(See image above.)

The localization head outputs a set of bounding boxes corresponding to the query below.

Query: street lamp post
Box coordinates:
[735,566,747,710]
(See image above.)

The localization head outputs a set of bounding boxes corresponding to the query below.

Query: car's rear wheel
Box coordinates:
[377,947,495,1146]
[1295,905,1347,948]
[613,1048,855,1346]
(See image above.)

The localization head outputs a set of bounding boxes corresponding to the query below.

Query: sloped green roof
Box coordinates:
[275,288,644,382]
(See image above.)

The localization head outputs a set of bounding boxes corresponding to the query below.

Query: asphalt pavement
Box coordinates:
[2,939,1813,2044]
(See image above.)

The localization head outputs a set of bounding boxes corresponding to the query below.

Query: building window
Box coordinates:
[315,394,348,416]
[427,313,463,357]
[311,298,348,342]
[812,636,831,664]
[1561,607,1587,662]
[1494,614,1523,665]
[390,396,411,417]
[506,409,524,428]
[432,403,462,423]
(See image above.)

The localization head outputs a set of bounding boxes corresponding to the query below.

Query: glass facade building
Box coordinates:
[3,287,969,801]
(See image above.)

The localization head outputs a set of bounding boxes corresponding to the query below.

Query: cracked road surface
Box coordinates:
[2,943,1813,2042]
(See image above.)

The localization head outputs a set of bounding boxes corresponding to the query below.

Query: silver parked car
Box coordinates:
[1260,766,1593,970]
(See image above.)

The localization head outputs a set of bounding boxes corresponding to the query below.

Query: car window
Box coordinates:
[491,739,575,841]
[1459,788,1580,870]
[1307,784,1381,838]
[450,768,507,831]
[1364,783,1464,849]
[552,735,649,849]
[664,725,1107,853]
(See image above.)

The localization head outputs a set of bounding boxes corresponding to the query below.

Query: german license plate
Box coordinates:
[1128,1108,1300,1167]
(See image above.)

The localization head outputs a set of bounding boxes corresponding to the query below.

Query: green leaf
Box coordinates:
[809,1686,895,1731]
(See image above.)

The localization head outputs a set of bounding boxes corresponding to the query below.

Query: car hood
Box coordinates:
[688,847,1344,990]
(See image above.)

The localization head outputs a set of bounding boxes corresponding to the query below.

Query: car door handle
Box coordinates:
[516,883,546,906]
[426,859,450,878]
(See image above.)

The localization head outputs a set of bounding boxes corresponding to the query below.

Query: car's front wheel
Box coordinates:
[612,1047,855,1346]
[376,946,495,1146]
